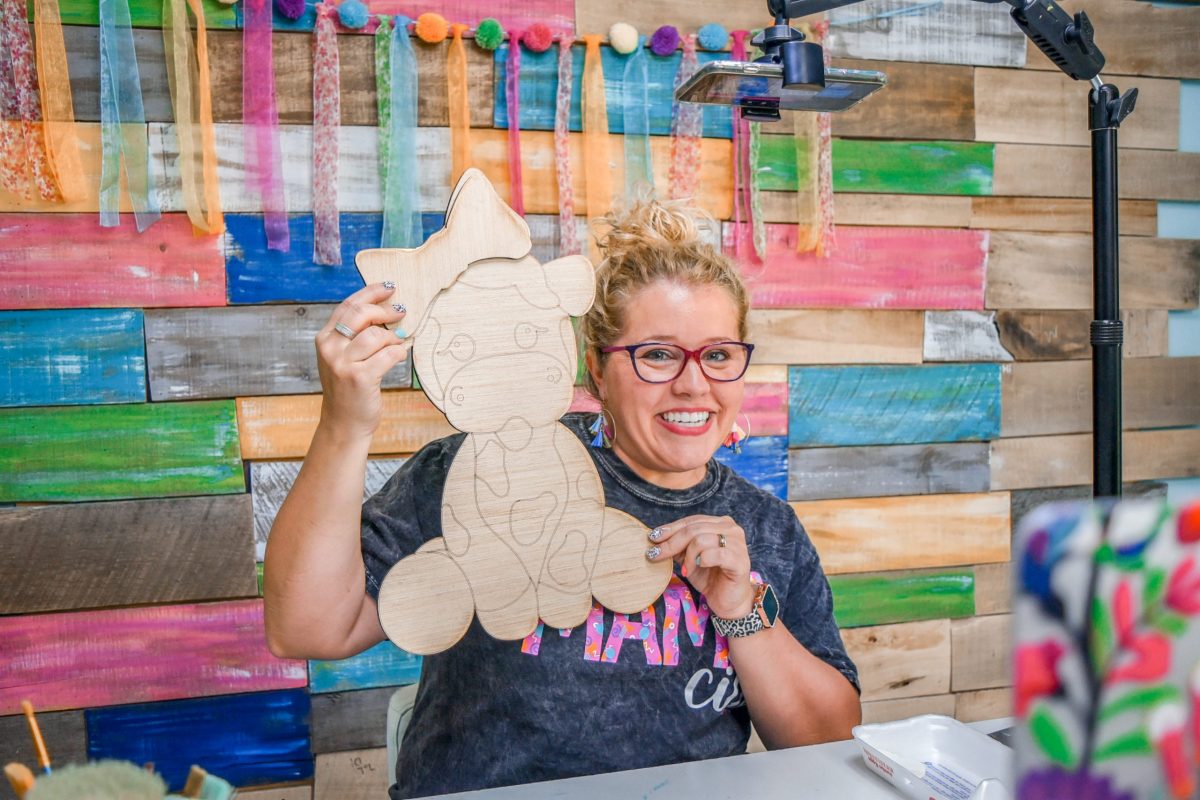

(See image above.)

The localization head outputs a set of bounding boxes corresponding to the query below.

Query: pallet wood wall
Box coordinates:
[1,0,1197,796]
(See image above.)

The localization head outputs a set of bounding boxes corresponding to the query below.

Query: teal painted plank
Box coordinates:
[0,401,245,502]
[756,136,995,195]
[32,0,237,28]
[0,309,146,407]
[788,364,1001,447]
[308,640,422,694]
[828,568,975,628]
[493,43,733,139]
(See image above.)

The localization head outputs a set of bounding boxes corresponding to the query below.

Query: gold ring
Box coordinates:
[719,534,727,548]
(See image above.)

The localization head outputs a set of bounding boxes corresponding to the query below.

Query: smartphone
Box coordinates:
[675,60,887,114]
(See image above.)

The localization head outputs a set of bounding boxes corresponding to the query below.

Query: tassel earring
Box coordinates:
[589,410,614,449]
[722,414,750,455]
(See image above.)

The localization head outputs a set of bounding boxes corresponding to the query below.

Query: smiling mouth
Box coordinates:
[660,411,711,428]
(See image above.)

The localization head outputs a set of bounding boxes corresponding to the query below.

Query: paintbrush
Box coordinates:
[20,701,51,775]
[3,763,35,799]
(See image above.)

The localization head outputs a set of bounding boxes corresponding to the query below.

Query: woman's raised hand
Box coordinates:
[315,283,409,440]
[645,515,756,621]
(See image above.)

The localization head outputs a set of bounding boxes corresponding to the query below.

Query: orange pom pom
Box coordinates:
[415,12,449,43]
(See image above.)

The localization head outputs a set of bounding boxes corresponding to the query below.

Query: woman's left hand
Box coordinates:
[647,515,755,620]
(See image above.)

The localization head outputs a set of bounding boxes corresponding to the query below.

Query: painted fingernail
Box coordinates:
[395,328,409,338]
[392,303,407,313]
[382,281,396,290]
[645,546,661,560]
[681,563,689,578]
[648,528,663,542]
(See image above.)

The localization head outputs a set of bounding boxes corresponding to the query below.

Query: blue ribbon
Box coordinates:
[622,36,652,197]
[380,16,422,248]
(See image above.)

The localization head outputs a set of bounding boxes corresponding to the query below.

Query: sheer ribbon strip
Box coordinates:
[381,16,422,247]
[99,0,160,231]
[622,36,651,197]
[667,33,701,202]
[164,0,224,234]
[504,31,524,216]
[243,0,288,250]
[32,0,84,201]
[581,34,611,262]
[729,30,751,260]
[374,15,392,187]
[447,22,470,185]
[553,36,578,255]
[312,3,340,264]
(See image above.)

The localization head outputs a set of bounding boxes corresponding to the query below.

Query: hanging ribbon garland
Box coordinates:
[243,0,288,250]
[581,34,611,262]
[668,33,701,202]
[621,35,651,197]
[380,16,422,247]
[553,35,578,256]
[31,0,83,201]
[749,119,766,260]
[812,20,835,256]
[374,15,391,188]
[504,31,524,216]
[99,0,160,231]
[729,30,751,261]
[0,0,59,202]
[311,2,340,264]
[164,0,223,234]
[447,22,470,185]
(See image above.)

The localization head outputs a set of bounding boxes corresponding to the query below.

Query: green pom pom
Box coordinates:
[475,18,504,50]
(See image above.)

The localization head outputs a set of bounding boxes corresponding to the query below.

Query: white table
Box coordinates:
[426,718,1012,799]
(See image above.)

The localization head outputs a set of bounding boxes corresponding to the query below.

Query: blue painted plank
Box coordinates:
[0,309,146,407]
[788,364,1002,447]
[225,213,445,305]
[493,43,733,139]
[712,435,789,500]
[309,639,423,694]
[86,689,313,790]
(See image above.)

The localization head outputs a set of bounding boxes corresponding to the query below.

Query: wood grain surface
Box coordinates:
[993,143,1200,201]
[994,309,1169,360]
[973,563,1012,617]
[862,694,957,725]
[311,687,393,754]
[1009,481,1167,534]
[788,442,991,501]
[42,0,235,27]
[969,197,1158,237]
[0,710,88,776]
[922,311,1013,363]
[950,614,1012,692]
[842,619,952,703]
[65,25,172,122]
[761,191,974,229]
[746,309,924,365]
[990,428,1200,490]
[313,748,388,800]
[828,568,975,629]
[712,435,789,500]
[955,687,1012,723]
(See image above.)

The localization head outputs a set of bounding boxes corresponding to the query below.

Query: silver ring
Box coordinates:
[719,534,727,548]
[333,322,357,340]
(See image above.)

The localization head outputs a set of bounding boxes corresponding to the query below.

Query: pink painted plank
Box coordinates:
[570,386,601,414]
[568,384,785,436]
[723,223,988,310]
[0,600,306,714]
[0,214,226,310]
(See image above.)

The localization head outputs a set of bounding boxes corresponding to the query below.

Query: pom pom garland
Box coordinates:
[474,17,504,50]
[414,11,449,42]
[523,22,553,52]
[608,22,639,54]
[697,22,729,51]
[649,25,679,56]
[335,0,368,29]
[274,0,305,19]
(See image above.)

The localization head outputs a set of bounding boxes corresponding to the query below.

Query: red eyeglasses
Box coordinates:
[600,341,755,383]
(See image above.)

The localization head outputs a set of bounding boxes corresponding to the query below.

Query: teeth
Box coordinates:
[663,411,710,426]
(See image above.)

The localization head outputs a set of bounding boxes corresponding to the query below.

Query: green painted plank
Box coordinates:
[0,401,244,502]
[756,136,995,196]
[828,568,975,628]
[30,0,237,28]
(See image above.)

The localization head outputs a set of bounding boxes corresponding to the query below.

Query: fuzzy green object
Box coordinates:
[474,18,504,50]
[26,760,166,800]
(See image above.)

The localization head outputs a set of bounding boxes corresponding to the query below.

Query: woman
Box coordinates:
[263,198,861,799]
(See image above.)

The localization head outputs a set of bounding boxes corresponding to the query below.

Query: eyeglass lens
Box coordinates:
[632,343,751,383]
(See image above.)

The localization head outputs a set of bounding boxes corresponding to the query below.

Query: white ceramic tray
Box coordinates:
[852,715,1014,800]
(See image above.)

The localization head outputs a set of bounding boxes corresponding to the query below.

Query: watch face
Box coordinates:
[758,584,780,627]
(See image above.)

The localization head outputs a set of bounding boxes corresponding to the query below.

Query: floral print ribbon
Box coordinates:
[505,31,524,216]
[312,3,340,264]
[553,36,578,255]
[0,0,60,202]
[668,33,701,202]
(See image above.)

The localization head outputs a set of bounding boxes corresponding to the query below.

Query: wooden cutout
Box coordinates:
[360,169,671,655]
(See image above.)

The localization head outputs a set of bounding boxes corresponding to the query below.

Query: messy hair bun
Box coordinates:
[581,195,750,399]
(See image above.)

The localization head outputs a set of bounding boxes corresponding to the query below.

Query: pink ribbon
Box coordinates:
[730,30,752,261]
[312,3,340,265]
[505,31,524,216]
[243,0,289,251]
[668,33,701,202]
[554,35,578,255]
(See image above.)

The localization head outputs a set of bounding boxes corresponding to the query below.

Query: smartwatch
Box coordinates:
[712,582,779,638]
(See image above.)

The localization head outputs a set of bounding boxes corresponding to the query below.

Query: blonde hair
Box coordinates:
[581,196,750,398]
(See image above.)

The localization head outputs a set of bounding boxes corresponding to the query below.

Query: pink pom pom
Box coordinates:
[274,0,306,20]
[523,22,553,53]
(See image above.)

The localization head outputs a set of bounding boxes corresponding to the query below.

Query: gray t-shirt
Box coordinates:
[361,413,858,799]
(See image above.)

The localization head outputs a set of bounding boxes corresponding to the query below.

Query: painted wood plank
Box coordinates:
[955,687,1012,723]
[842,619,952,703]
[994,309,1169,360]
[65,25,173,123]
[86,689,312,791]
[711,435,788,501]
[44,0,235,27]
[826,0,1026,67]
[0,495,256,614]
[0,709,88,773]
[950,614,1012,692]
[0,401,244,502]
[573,0,768,37]
[233,785,313,800]
[207,30,494,127]
[311,687,392,754]
[0,600,306,714]
[922,311,1013,363]
[795,492,1010,576]
[254,0,575,34]
[1008,480,1167,534]
[1022,0,1200,79]
[970,197,1158,237]
[145,305,411,401]
[862,694,957,725]
[828,568,975,629]
[747,309,924,365]
[741,380,788,438]
[756,136,994,196]
[0,213,225,310]
[1001,357,1200,437]
[975,68,1179,151]
[309,640,422,695]
[827,59,975,141]
[237,392,454,460]
[727,224,988,311]
[788,364,1001,448]
[985,232,1200,310]
[989,428,1200,491]
[761,191,974,228]
[973,563,1012,617]
[313,748,388,800]
[788,442,991,501]
[993,143,1200,201]
[252,459,406,561]
[494,43,732,139]
[0,309,146,407]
